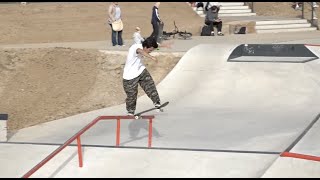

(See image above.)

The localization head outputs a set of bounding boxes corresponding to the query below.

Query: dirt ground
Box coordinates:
[0,2,204,44]
[0,48,181,131]
[0,2,319,133]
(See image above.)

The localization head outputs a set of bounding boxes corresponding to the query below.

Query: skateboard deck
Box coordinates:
[134,101,169,119]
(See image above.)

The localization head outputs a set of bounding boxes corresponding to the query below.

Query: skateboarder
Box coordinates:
[122,37,172,116]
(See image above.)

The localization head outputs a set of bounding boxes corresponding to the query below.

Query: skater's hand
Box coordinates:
[150,56,157,61]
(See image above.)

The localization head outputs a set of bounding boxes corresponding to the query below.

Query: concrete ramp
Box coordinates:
[143,44,320,151]
[261,157,320,178]
[5,44,320,177]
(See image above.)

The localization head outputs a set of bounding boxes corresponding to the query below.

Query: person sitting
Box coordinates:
[133,27,144,44]
[204,5,224,36]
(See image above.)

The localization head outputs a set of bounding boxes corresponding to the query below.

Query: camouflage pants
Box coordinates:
[123,69,161,113]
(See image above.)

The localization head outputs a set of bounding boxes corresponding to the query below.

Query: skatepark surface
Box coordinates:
[1,33,320,178]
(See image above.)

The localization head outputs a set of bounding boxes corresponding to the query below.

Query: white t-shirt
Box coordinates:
[123,43,146,80]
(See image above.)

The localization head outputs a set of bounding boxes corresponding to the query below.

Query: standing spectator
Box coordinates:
[150,2,162,44]
[133,27,144,44]
[205,4,224,36]
[108,2,124,46]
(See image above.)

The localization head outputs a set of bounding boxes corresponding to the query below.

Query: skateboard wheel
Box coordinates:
[156,108,164,112]
[134,116,139,120]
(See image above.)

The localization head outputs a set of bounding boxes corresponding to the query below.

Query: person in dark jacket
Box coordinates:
[150,2,163,43]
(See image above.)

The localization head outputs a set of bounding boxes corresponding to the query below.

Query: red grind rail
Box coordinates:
[281,152,320,162]
[21,115,155,178]
[304,44,320,47]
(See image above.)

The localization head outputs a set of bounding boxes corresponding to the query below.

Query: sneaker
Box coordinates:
[211,31,215,36]
[127,111,134,116]
[217,32,224,36]
[313,4,319,8]
[154,102,161,108]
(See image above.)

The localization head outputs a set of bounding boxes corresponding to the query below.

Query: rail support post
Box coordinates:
[116,118,120,146]
[77,136,83,167]
[148,118,153,148]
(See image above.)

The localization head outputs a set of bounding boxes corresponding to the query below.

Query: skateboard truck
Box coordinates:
[134,101,169,119]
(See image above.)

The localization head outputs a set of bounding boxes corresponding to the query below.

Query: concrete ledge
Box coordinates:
[98,50,185,57]
[0,114,8,142]
[227,21,256,34]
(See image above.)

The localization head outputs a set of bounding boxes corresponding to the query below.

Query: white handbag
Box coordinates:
[112,19,123,31]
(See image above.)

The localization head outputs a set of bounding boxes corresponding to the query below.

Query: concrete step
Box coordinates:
[199,13,256,17]
[219,9,252,13]
[192,6,250,11]
[218,13,256,17]
[220,6,249,10]
[256,19,308,25]
[256,23,312,30]
[218,2,244,6]
[197,10,253,16]
[256,27,317,33]
[192,6,249,11]
[194,2,255,17]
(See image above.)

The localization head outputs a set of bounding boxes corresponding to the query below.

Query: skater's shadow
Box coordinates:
[124,120,161,145]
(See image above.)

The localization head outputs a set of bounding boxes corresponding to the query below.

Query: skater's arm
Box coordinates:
[136,48,157,61]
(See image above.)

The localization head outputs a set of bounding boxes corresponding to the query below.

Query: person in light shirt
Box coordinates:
[122,37,172,116]
[133,27,144,44]
[107,2,124,46]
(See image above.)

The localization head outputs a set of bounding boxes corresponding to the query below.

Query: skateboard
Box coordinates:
[134,101,169,119]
